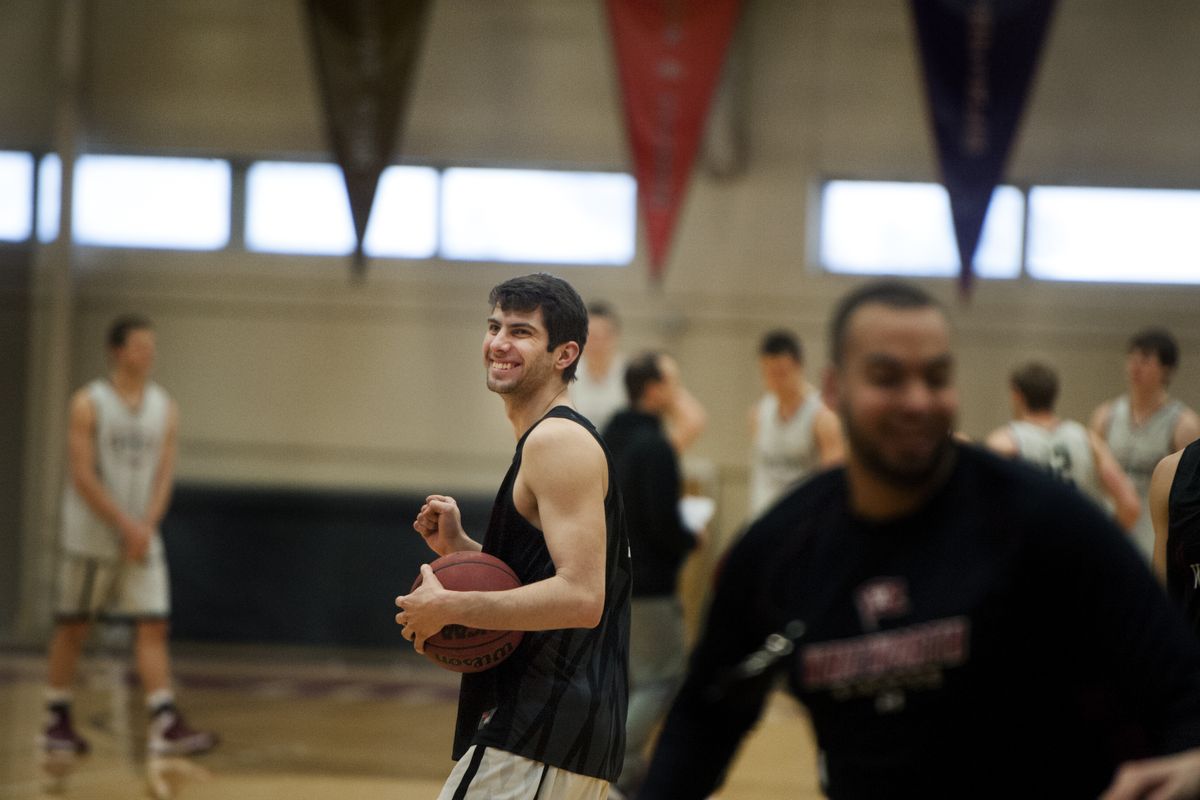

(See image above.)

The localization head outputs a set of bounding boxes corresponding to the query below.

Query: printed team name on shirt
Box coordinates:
[801,577,971,708]
[801,617,971,707]
[761,453,810,470]
[108,427,157,467]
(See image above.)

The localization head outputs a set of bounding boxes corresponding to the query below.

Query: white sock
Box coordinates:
[45,688,72,708]
[146,689,175,714]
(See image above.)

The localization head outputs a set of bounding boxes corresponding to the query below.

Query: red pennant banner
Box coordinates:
[911,0,1057,293]
[606,0,743,281]
[304,0,431,277]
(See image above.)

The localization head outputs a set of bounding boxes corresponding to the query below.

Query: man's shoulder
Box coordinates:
[745,469,845,538]
[524,413,605,464]
[147,381,172,398]
[957,443,1107,523]
[960,440,1048,484]
[1089,396,1120,431]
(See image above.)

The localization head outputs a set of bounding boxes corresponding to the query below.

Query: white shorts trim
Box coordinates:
[438,745,609,800]
[54,551,170,620]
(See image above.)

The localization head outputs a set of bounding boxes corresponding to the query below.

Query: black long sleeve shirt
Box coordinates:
[640,444,1200,799]
[603,410,695,598]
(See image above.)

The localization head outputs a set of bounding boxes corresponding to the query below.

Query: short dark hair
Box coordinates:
[489,273,588,383]
[760,329,802,362]
[624,351,664,405]
[587,301,620,329]
[1128,328,1179,370]
[829,280,942,365]
[1010,361,1058,412]
[107,314,153,349]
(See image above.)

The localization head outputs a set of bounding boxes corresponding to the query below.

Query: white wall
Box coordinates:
[7,0,1200,633]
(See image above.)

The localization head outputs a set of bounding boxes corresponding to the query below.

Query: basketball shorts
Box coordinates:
[438,745,610,800]
[54,550,170,621]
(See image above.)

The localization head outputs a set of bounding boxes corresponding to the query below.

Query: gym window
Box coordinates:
[245,161,359,256]
[0,151,34,242]
[1027,186,1200,284]
[73,155,231,249]
[440,168,636,265]
[819,180,1023,279]
[819,179,1200,284]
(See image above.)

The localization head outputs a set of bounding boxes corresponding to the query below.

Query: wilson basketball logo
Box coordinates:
[430,639,517,671]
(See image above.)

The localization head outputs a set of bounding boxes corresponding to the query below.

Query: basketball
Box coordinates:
[408,551,524,673]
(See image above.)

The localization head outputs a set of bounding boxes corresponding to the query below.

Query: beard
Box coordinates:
[486,354,551,398]
[841,407,957,489]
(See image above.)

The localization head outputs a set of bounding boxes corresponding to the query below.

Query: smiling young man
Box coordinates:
[638,281,1200,800]
[396,273,631,800]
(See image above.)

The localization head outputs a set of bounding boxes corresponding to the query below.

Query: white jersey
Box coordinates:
[749,388,823,518]
[60,379,171,560]
[1106,394,1183,561]
[1008,419,1105,509]
[572,355,627,433]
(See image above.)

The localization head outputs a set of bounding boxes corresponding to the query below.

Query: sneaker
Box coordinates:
[147,707,218,757]
[40,705,90,755]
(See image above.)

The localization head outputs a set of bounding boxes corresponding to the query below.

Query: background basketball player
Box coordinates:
[41,315,216,758]
[574,301,707,452]
[1091,328,1200,560]
[748,329,843,519]
[986,360,1139,530]
[601,351,698,798]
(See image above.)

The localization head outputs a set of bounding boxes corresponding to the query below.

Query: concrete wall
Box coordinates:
[5,0,1200,637]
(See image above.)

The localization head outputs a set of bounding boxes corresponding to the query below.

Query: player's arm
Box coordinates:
[398,421,608,649]
[1173,408,1200,452]
[412,495,483,557]
[65,389,153,561]
[983,426,1019,457]
[1091,429,1142,533]
[666,384,707,453]
[1101,748,1200,800]
[1090,400,1114,439]
[813,404,845,467]
[142,399,179,529]
[1150,450,1183,584]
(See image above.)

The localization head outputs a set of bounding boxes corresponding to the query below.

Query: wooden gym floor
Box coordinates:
[0,643,821,799]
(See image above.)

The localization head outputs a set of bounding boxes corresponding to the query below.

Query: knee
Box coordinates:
[136,620,170,643]
[56,621,91,646]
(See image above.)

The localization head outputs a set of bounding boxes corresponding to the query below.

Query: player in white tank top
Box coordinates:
[1090,329,1200,560]
[1006,419,1105,506]
[42,315,216,758]
[60,379,170,561]
[987,361,1140,532]
[748,330,843,519]
[571,302,626,433]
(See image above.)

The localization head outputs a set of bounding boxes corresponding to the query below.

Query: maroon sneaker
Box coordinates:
[147,707,218,756]
[40,705,90,755]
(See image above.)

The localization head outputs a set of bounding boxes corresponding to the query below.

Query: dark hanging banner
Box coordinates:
[304,0,431,278]
[605,0,743,282]
[910,0,1056,292]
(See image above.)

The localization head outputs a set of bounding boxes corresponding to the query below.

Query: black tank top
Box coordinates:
[451,405,632,781]
[1168,440,1200,636]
